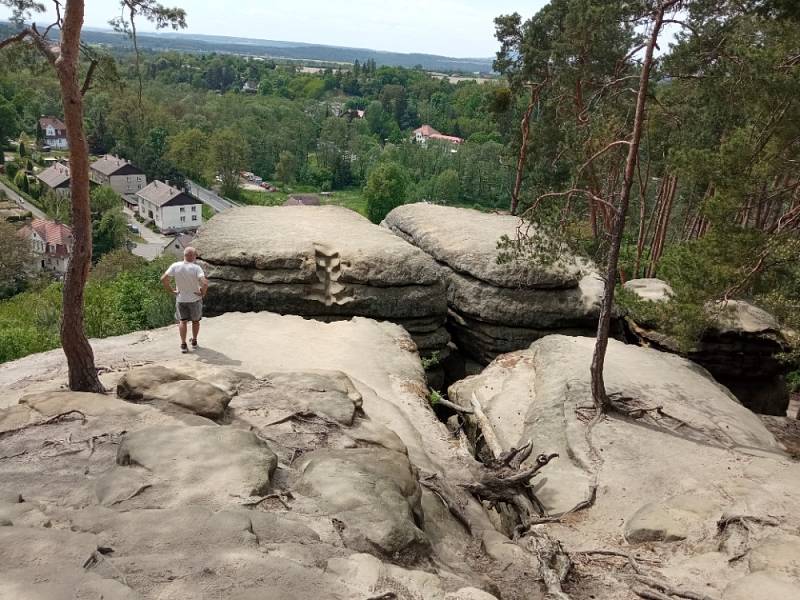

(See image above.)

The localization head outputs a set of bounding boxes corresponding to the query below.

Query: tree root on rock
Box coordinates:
[0,410,87,439]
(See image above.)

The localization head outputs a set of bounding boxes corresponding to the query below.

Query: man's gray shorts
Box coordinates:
[175,300,202,322]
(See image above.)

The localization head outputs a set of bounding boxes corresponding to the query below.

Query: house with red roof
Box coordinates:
[412,124,464,146]
[17,218,73,276]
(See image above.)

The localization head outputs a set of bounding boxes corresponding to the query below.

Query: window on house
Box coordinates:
[180,207,185,212]
[191,206,196,212]
[192,215,197,221]
[180,216,186,223]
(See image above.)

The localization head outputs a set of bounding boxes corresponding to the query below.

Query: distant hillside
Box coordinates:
[72,26,495,73]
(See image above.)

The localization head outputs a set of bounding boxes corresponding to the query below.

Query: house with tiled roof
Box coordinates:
[90,155,147,207]
[17,218,73,275]
[163,232,196,259]
[136,180,203,233]
[36,162,71,197]
[38,116,68,149]
[412,124,464,146]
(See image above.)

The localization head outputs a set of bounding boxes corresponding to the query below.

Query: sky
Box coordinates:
[1,1,550,57]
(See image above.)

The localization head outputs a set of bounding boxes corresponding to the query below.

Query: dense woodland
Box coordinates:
[0,0,799,386]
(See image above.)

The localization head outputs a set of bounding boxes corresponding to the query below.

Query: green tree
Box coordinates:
[0,97,20,144]
[364,162,408,224]
[17,140,25,158]
[166,127,209,181]
[13,169,28,193]
[0,220,32,298]
[209,128,249,197]
[275,150,298,185]
[92,208,128,261]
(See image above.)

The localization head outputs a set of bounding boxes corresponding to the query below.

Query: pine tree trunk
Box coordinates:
[510,84,541,216]
[590,2,674,410]
[57,0,104,393]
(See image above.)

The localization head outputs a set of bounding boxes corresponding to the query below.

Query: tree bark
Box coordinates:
[590,1,676,410]
[57,0,104,392]
[510,84,542,216]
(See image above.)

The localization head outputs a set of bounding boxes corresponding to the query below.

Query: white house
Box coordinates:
[136,180,203,233]
[38,116,69,149]
[16,218,73,276]
[412,124,464,146]
[90,155,147,207]
[163,232,196,259]
[36,162,71,197]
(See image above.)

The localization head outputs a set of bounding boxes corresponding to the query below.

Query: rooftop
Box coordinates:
[91,154,145,177]
[36,163,71,189]
[136,180,201,208]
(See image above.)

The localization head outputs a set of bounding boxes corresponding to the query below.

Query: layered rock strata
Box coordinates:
[383,203,608,364]
[193,205,449,363]
[624,278,792,415]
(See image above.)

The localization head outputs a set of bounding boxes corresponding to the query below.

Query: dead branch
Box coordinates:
[109,484,152,505]
[632,575,719,600]
[433,397,474,414]
[366,593,397,600]
[522,531,572,600]
[717,514,780,531]
[572,549,645,574]
[242,491,294,510]
[469,393,503,456]
[632,586,673,600]
[0,410,87,438]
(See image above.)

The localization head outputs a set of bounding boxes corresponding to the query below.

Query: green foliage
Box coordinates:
[13,169,28,193]
[4,161,18,180]
[0,219,32,298]
[428,389,443,406]
[0,96,20,143]
[210,127,248,197]
[364,162,408,224]
[0,255,175,364]
[17,140,25,157]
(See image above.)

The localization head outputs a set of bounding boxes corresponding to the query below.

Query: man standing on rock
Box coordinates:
[161,247,208,353]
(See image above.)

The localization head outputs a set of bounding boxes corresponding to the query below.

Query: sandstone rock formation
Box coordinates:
[624,278,792,415]
[449,335,800,599]
[383,203,608,364]
[0,313,565,600]
[193,206,449,367]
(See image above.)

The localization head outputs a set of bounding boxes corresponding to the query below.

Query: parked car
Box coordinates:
[127,224,140,234]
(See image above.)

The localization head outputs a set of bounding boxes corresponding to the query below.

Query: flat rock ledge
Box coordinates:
[194,205,450,363]
[383,203,610,364]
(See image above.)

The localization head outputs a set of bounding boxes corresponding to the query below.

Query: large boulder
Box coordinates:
[383,203,610,364]
[449,335,800,599]
[193,205,450,363]
[624,279,792,415]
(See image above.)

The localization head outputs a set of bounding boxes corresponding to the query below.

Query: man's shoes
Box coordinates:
[180,342,189,354]
[190,338,198,348]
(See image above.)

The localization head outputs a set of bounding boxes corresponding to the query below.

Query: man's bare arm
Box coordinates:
[200,276,209,298]
[161,273,177,295]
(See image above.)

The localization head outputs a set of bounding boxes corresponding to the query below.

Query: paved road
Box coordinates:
[186,180,239,213]
[0,179,47,220]
[122,207,169,261]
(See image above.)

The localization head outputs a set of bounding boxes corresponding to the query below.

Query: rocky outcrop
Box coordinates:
[624,278,792,415]
[449,335,800,599]
[0,313,572,599]
[193,206,449,365]
[383,203,609,364]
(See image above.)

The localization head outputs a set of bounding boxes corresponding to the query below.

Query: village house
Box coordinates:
[90,155,148,208]
[38,116,69,150]
[36,162,71,197]
[17,218,73,276]
[412,124,464,146]
[163,232,196,259]
[136,180,203,233]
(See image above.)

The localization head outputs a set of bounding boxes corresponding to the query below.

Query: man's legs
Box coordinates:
[191,320,200,345]
[178,320,188,345]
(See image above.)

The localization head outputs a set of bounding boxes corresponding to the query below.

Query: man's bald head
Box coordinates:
[184,246,197,262]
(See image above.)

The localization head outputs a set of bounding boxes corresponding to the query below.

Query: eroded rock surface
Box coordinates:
[449,335,800,599]
[0,314,554,600]
[193,205,450,363]
[624,279,792,415]
[383,203,609,364]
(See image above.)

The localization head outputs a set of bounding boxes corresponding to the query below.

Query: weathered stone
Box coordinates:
[295,447,428,558]
[749,533,800,579]
[148,379,232,419]
[116,425,277,507]
[384,203,608,364]
[116,365,193,400]
[624,277,674,302]
[723,572,800,600]
[193,205,450,359]
[625,289,792,415]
